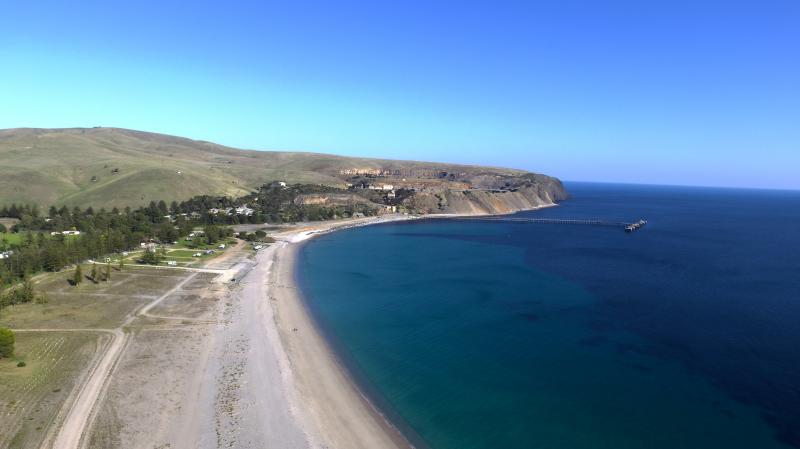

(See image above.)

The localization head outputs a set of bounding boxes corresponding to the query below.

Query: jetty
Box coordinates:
[447,216,648,232]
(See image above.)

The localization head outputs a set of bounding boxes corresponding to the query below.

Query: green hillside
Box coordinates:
[0,127,534,208]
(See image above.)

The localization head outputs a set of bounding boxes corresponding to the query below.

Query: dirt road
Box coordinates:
[47,273,199,449]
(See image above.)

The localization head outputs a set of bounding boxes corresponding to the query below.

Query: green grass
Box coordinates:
[0,232,74,248]
[165,249,204,258]
[173,237,236,250]
[112,240,235,268]
[0,331,99,449]
[0,232,21,246]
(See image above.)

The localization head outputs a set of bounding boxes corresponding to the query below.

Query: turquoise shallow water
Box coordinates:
[297,183,800,449]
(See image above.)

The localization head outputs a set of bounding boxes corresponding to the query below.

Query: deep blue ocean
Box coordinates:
[297,182,800,449]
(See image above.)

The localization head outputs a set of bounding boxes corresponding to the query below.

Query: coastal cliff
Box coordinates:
[404,174,567,215]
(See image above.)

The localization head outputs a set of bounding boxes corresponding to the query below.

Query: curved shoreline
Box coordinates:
[264,208,558,448]
[267,215,419,449]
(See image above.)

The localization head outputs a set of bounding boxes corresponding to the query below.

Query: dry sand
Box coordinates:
[267,239,413,449]
[73,216,417,449]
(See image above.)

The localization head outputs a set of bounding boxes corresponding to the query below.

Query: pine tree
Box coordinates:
[90,264,98,283]
[73,265,83,286]
[118,258,125,271]
[105,262,111,281]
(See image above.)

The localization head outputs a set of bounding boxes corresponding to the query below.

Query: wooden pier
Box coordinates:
[447,216,647,231]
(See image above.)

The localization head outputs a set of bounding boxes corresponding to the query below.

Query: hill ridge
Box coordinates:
[0,127,564,210]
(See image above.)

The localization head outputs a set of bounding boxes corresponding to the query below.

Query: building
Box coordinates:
[368,184,394,191]
[235,206,254,216]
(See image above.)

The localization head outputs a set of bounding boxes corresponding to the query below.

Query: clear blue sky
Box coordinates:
[1,1,798,189]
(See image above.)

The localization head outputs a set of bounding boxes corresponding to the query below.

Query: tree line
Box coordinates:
[0,203,195,288]
[177,182,380,225]
[0,182,379,291]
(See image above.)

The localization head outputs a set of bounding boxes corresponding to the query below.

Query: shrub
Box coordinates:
[0,327,14,358]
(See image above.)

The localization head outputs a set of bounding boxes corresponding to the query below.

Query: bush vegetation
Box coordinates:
[0,327,14,358]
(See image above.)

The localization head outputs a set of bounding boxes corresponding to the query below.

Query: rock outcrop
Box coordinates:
[404,174,567,215]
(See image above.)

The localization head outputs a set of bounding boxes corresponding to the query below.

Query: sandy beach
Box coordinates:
[115,215,420,449]
[73,215,419,449]
[264,215,418,449]
[56,212,569,449]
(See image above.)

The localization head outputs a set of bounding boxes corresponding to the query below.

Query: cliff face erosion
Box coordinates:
[402,175,568,215]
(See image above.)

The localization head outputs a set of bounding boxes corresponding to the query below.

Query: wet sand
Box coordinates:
[266,236,413,449]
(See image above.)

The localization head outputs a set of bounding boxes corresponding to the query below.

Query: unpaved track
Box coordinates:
[43,273,199,449]
[182,246,310,449]
[48,328,126,449]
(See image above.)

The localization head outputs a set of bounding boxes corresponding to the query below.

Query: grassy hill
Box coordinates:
[0,127,546,209]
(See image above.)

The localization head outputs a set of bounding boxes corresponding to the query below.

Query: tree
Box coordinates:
[73,265,83,286]
[118,258,125,271]
[204,225,221,244]
[140,249,162,265]
[0,327,14,358]
[17,277,35,304]
[105,262,111,281]
[0,223,6,233]
[90,264,98,283]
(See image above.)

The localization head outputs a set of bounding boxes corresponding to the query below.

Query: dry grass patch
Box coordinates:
[0,331,102,449]
[1,268,191,329]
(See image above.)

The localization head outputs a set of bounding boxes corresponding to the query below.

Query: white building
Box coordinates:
[235,206,254,216]
[367,184,395,191]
